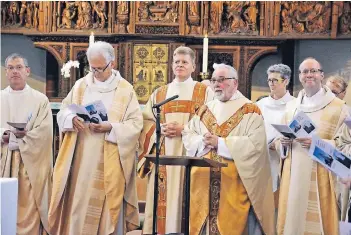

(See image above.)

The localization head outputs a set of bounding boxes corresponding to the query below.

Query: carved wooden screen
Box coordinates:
[133,44,169,104]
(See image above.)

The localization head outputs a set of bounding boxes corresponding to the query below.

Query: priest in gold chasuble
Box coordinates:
[182,64,275,235]
[48,42,143,235]
[276,58,351,235]
[138,46,214,235]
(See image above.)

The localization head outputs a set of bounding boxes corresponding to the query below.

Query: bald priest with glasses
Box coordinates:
[49,41,143,234]
[182,63,275,235]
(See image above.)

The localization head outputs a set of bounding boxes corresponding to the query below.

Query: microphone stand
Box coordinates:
[151,94,178,235]
[152,105,161,235]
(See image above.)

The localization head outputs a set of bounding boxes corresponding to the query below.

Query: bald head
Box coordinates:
[299,57,324,97]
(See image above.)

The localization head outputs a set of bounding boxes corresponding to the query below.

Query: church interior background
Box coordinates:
[1,1,351,222]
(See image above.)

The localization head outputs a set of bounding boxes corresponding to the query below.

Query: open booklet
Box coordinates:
[67,100,108,124]
[6,113,32,131]
[309,135,351,178]
[271,111,317,139]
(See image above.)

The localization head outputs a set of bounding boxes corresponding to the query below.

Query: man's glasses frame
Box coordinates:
[210,77,235,84]
[90,61,111,73]
[267,78,285,85]
[299,69,323,75]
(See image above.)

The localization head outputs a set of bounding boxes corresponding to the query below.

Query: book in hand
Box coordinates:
[271,111,316,139]
[6,122,27,131]
[309,135,351,178]
[345,116,351,129]
[68,100,108,124]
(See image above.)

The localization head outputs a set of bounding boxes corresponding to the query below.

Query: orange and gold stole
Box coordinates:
[190,104,261,235]
[154,82,207,234]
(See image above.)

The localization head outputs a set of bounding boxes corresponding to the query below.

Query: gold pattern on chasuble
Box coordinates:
[154,82,207,234]
[197,103,262,235]
[133,44,168,104]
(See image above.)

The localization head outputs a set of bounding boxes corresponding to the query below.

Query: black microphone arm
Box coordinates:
[152,95,179,108]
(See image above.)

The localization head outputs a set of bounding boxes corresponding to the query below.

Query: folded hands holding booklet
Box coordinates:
[271,111,317,139]
[68,100,108,124]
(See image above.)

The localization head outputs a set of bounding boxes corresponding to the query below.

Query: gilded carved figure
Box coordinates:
[76,1,92,29]
[19,1,27,26]
[60,2,76,29]
[92,1,107,29]
[9,2,19,25]
[339,2,351,34]
[33,2,39,29]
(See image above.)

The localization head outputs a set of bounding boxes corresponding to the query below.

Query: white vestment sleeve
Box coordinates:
[57,108,77,132]
[8,132,19,151]
[217,137,232,160]
[105,122,118,144]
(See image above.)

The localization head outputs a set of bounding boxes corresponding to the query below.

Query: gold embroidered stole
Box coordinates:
[190,104,261,235]
[277,98,344,235]
[155,82,207,234]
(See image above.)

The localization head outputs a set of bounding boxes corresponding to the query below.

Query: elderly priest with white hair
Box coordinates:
[182,63,275,235]
[48,41,143,235]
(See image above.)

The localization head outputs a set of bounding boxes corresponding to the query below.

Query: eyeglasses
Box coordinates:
[210,77,235,84]
[90,61,111,73]
[267,78,284,85]
[299,69,323,75]
[6,65,27,71]
[331,89,345,96]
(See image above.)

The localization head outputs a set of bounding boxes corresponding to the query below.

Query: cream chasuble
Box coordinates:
[277,86,350,235]
[138,77,214,235]
[1,85,53,235]
[48,70,143,235]
[182,91,275,235]
[256,92,295,192]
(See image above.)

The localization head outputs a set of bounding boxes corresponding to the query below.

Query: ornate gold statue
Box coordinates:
[93,1,107,29]
[33,2,39,29]
[243,2,258,31]
[209,2,223,34]
[9,2,19,25]
[19,1,27,26]
[76,1,92,29]
[60,2,76,29]
[340,2,351,34]
[117,1,129,15]
[25,2,34,28]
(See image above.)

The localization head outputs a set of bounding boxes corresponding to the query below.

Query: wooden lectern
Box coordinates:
[145,155,227,235]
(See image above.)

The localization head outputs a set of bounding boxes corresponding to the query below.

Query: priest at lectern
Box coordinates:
[182,63,275,235]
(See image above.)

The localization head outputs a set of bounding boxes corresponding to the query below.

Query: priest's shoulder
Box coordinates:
[28,86,50,102]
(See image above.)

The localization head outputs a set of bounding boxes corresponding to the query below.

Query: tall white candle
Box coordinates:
[202,34,208,73]
[89,32,94,46]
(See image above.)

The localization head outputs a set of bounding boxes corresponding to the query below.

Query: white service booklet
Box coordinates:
[67,100,108,124]
[309,135,351,178]
[271,111,316,139]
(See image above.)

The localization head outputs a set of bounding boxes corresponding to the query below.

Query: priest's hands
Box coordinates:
[203,132,218,149]
[280,137,293,147]
[161,121,183,138]
[73,116,85,132]
[340,177,351,188]
[295,137,312,149]
[89,122,112,133]
[12,129,27,138]
[2,131,10,143]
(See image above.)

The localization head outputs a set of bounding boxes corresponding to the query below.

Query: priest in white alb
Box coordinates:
[138,46,214,235]
[1,53,53,235]
[48,41,143,235]
[256,64,295,198]
[276,57,351,235]
[182,63,275,235]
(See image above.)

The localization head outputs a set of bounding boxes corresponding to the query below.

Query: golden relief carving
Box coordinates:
[137,1,178,23]
[187,2,201,35]
[116,1,129,33]
[280,1,332,34]
[57,1,107,30]
[339,2,351,34]
[1,1,39,28]
[209,1,259,35]
[133,44,168,103]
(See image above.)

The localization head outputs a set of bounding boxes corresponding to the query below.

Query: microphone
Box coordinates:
[152,95,179,109]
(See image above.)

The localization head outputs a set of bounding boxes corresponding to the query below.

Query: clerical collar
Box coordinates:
[173,76,193,84]
[93,74,114,88]
[297,86,336,112]
[302,88,324,105]
[268,91,293,105]
[229,90,244,101]
[8,84,29,93]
